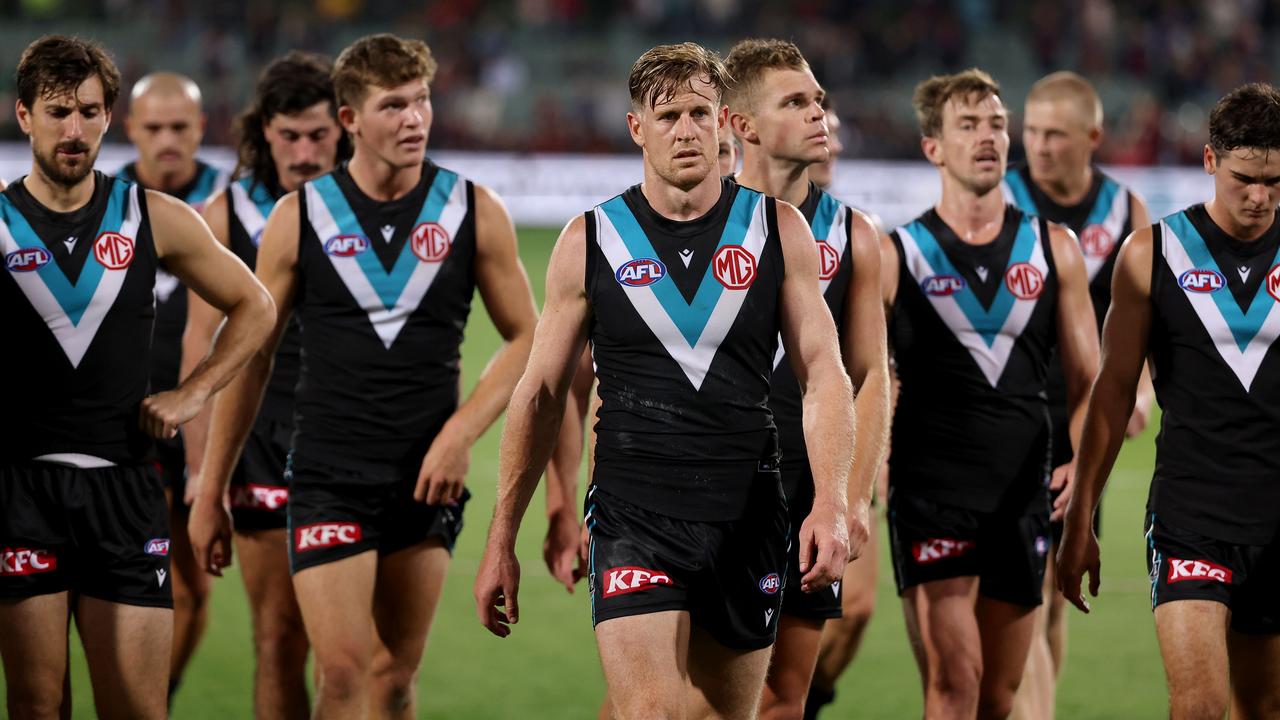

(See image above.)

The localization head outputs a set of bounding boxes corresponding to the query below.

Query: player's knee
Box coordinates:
[842,588,876,627]
[7,681,65,719]
[976,690,1016,720]
[317,651,369,702]
[610,692,682,720]
[929,655,982,709]
[1169,687,1228,720]
[252,609,308,662]
[371,664,418,712]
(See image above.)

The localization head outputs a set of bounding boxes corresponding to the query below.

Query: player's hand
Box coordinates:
[798,500,849,592]
[1049,462,1075,522]
[1126,396,1153,438]
[846,500,871,564]
[140,387,207,439]
[1056,516,1100,614]
[543,509,584,593]
[188,492,233,577]
[475,539,521,637]
[414,426,470,505]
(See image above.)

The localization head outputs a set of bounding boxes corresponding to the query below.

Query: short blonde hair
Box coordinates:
[1027,71,1103,129]
[912,68,1002,137]
[629,42,730,111]
[723,38,808,111]
[333,34,437,109]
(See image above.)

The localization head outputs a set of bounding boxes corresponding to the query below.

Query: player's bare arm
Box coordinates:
[776,201,854,593]
[1057,228,1154,612]
[188,192,301,576]
[144,189,275,440]
[414,183,539,505]
[475,215,590,638]
[1125,192,1157,438]
[178,188,232,501]
[841,209,891,561]
[1047,222,1102,520]
[543,352,595,592]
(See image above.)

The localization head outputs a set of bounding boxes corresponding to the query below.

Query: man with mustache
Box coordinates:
[0,36,272,718]
[184,51,347,720]
[881,69,1099,719]
[119,70,230,702]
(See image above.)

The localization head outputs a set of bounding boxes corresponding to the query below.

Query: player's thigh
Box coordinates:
[75,595,172,720]
[596,610,690,718]
[293,550,378,666]
[166,489,208,599]
[901,577,982,677]
[1227,631,1280,717]
[371,537,451,661]
[763,614,825,699]
[686,623,773,720]
[1154,600,1230,701]
[0,592,71,710]
[235,529,304,639]
[974,596,1038,700]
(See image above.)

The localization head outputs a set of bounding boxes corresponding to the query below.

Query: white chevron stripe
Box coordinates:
[595,196,769,390]
[230,182,269,242]
[1082,186,1129,282]
[1161,220,1280,391]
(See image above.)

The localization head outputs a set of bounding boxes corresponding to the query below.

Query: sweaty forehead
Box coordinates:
[39,76,106,108]
[1222,146,1280,171]
[946,92,1006,120]
[650,76,719,110]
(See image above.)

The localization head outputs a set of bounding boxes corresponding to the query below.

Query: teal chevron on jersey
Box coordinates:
[1001,171,1036,215]
[601,187,758,348]
[810,191,841,241]
[230,177,278,247]
[1086,177,1121,225]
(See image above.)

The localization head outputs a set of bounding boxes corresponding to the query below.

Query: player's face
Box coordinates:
[345,78,432,170]
[16,75,110,188]
[927,92,1009,195]
[750,67,828,165]
[1023,99,1096,184]
[264,101,342,192]
[628,76,727,192]
[809,107,844,189]
[1205,146,1280,234]
[126,92,204,175]
[717,136,737,176]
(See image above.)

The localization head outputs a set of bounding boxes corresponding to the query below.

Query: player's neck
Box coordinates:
[1205,198,1274,243]
[1032,163,1092,207]
[935,180,1006,245]
[132,160,196,194]
[347,150,422,202]
[736,152,811,208]
[23,166,95,213]
[641,167,722,222]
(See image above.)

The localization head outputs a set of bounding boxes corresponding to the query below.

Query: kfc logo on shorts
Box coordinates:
[232,484,289,511]
[816,241,840,280]
[713,245,757,290]
[144,539,170,556]
[1079,225,1115,259]
[1004,263,1045,300]
[759,572,782,595]
[410,222,451,262]
[94,232,134,270]
[6,247,51,273]
[294,522,362,552]
[602,566,674,598]
[1,548,57,576]
[1167,558,1233,584]
[913,538,974,565]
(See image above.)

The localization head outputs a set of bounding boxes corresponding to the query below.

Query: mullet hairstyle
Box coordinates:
[332,33,437,110]
[912,68,1001,138]
[1026,71,1103,129]
[1208,82,1280,157]
[233,51,351,190]
[723,38,809,112]
[629,42,731,112]
[15,35,121,110]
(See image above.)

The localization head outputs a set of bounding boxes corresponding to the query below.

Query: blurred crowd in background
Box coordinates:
[1,0,1276,164]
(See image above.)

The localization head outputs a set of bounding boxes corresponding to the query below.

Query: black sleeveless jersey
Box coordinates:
[889,206,1059,510]
[294,160,476,472]
[1148,205,1280,544]
[119,160,226,394]
[0,172,157,463]
[588,178,784,521]
[767,182,855,471]
[226,176,299,423]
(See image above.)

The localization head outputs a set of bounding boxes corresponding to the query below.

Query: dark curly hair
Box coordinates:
[16,35,120,110]
[1208,83,1280,157]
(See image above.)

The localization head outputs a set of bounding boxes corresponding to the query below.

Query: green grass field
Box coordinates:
[5,228,1169,718]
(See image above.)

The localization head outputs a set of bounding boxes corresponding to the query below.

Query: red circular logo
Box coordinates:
[712,245,757,290]
[1004,262,1045,300]
[410,222,450,263]
[817,241,840,281]
[94,232,134,270]
[1267,264,1280,303]
[1079,224,1115,259]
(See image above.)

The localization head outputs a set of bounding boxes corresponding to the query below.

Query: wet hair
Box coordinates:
[233,52,350,189]
[628,42,730,111]
[723,38,809,111]
[912,68,1002,138]
[15,35,121,110]
[1208,83,1280,157]
[332,34,437,109]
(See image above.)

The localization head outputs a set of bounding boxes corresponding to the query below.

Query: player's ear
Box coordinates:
[1087,124,1103,151]
[16,100,32,134]
[728,110,755,145]
[1203,145,1217,175]
[626,111,645,149]
[921,134,943,167]
[338,105,358,135]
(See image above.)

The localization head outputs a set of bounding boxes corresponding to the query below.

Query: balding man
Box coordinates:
[121,70,228,704]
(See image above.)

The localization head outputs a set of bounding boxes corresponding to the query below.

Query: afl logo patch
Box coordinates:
[410,222,450,262]
[1005,263,1045,300]
[1267,264,1280,302]
[1179,269,1225,294]
[5,247,51,272]
[713,245,757,290]
[759,572,781,595]
[615,257,666,287]
[1079,224,1115,258]
[816,241,840,280]
[94,232,134,270]
[921,274,966,296]
[325,235,368,257]
[144,538,170,556]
